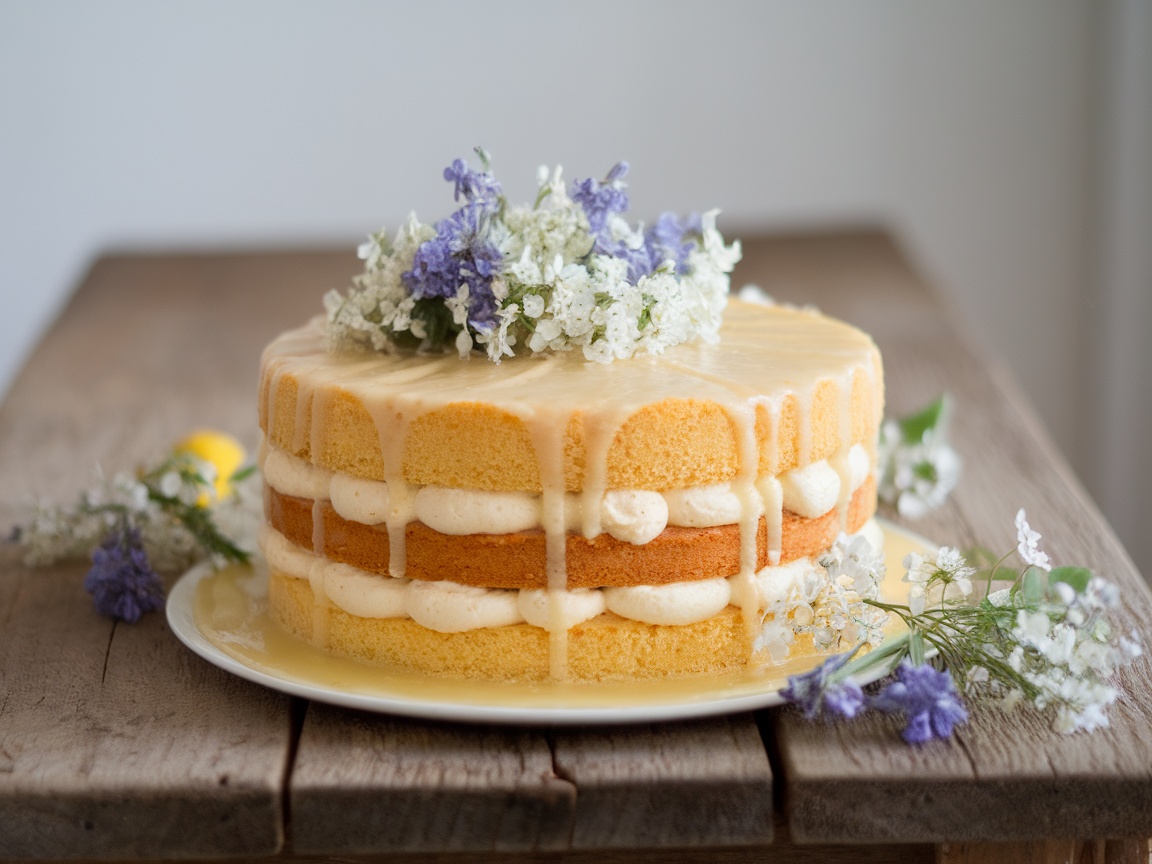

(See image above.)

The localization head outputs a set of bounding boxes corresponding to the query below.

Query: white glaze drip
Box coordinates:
[369,401,415,577]
[725,402,763,638]
[525,406,571,679]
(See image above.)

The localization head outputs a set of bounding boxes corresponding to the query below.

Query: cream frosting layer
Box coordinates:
[261,521,884,632]
[262,443,873,540]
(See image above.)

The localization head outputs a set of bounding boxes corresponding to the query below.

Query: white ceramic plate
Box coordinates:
[167,519,930,725]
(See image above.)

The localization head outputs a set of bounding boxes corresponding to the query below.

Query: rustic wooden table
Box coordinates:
[1,232,1150,864]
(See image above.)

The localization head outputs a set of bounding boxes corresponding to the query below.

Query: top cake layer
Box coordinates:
[260,300,884,494]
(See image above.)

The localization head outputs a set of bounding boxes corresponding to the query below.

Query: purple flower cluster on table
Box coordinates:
[784,653,963,743]
[83,526,164,623]
[781,650,866,720]
[325,149,741,363]
[646,211,703,275]
[873,662,968,744]
[443,157,502,205]
[570,161,630,240]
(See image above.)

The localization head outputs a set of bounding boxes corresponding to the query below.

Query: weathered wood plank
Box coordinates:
[936,837,1150,864]
[0,251,348,858]
[16,839,938,864]
[762,236,1152,844]
[288,709,772,854]
[0,553,291,858]
[549,715,774,849]
[289,706,575,854]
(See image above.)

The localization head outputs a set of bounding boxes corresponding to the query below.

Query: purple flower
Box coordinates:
[83,527,164,623]
[872,662,968,744]
[403,203,502,329]
[442,157,502,205]
[571,162,664,282]
[782,652,866,720]
[571,161,631,238]
[644,211,702,275]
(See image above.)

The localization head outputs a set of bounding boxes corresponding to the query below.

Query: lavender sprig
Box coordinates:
[83,525,164,623]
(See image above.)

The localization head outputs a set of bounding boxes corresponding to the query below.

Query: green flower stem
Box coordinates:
[837,633,911,679]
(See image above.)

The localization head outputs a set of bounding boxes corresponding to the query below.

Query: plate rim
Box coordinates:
[166,518,930,725]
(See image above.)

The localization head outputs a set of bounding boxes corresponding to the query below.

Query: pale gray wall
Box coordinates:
[2,1,1148,564]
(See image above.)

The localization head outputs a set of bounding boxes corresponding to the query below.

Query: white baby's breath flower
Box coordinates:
[877,396,961,518]
[901,546,975,613]
[1015,508,1052,571]
[1119,633,1143,662]
[445,284,471,327]
[1001,688,1025,712]
[762,533,889,662]
[965,665,990,692]
[736,284,774,305]
[987,588,1012,607]
[755,620,795,662]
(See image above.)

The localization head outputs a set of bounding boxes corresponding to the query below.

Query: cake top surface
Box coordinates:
[265,299,880,415]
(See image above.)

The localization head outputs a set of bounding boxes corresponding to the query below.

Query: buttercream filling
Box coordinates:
[262,443,873,539]
[261,520,884,632]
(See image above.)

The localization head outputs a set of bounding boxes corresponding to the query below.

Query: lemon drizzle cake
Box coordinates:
[258,298,884,681]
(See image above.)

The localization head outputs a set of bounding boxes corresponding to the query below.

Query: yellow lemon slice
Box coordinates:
[174,429,247,503]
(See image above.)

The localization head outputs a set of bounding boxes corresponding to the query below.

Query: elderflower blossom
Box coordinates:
[878,395,961,518]
[756,533,889,661]
[779,509,1142,743]
[324,150,741,364]
[1015,508,1052,571]
[902,546,977,614]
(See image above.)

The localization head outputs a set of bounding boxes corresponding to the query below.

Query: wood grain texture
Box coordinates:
[936,837,1149,864]
[287,703,772,854]
[550,715,773,849]
[0,251,347,858]
[0,552,291,858]
[755,233,1152,844]
[289,706,575,854]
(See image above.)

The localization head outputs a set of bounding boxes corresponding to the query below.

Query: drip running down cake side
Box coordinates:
[257,299,886,682]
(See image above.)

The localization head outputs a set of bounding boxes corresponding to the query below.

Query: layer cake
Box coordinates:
[258,298,884,681]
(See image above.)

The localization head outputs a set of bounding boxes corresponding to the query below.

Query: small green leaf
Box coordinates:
[898,395,947,443]
[230,465,257,483]
[1049,566,1092,595]
[1021,567,1048,603]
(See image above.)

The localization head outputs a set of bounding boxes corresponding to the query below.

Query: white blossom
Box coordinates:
[760,534,889,662]
[1015,508,1052,571]
[877,397,962,518]
[902,546,975,613]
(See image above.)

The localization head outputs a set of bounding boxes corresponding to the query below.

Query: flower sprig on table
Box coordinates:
[15,431,260,622]
[780,510,1142,743]
[324,148,742,364]
[877,394,961,519]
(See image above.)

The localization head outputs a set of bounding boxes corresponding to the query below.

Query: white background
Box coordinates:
[1,1,1149,566]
